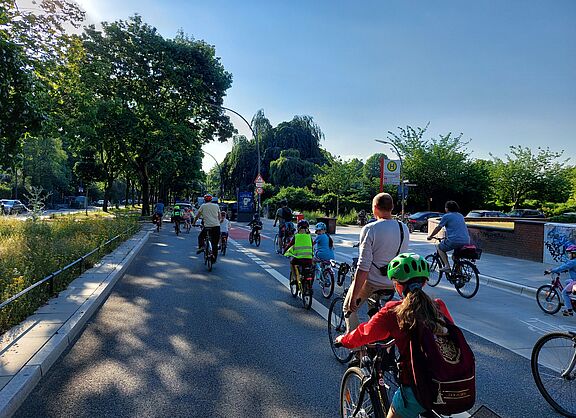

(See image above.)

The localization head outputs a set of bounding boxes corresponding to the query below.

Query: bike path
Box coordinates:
[15,225,344,417]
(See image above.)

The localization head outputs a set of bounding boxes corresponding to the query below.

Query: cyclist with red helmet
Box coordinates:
[194,194,222,262]
[545,244,576,316]
[336,253,455,418]
[284,220,314,285]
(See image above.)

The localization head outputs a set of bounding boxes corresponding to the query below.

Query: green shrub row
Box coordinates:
[0,214,139,333]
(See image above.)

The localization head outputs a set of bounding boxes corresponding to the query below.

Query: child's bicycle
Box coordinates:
[184,218,192,233]
[315,259,335,299]
[425,238,481,299]
[289,264,315,310]
[152,213,162,232]
[220,234,228,256]
[249,225,262,247]
[537,272,576,315]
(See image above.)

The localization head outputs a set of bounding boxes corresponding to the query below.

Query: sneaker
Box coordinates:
[562,309,574,316]
[196,248,204,254]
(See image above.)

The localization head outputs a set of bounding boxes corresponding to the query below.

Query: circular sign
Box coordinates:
[387,161,398,172]
[256,187,264,195]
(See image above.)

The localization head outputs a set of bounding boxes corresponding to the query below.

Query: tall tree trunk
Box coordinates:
[336,196,340,218]
[141,165,150,216]
[131,182,136,207]
[103,176,114,212]
[124,178,130,208]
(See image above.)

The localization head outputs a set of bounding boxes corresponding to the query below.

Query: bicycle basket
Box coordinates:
[454,245,482,260]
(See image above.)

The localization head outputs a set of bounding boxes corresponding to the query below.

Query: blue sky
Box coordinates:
[75,0,576,171]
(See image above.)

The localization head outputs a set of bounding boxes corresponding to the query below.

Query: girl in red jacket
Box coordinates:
[336,252,454,418]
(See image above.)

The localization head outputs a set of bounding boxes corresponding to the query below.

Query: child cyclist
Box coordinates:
[247,213,263,241]
[545,244,576,316]
[284,220,314,288]
[336,253,454,418]
[183,207,192,231]
[220,211,231,245]
[313,221,335,283]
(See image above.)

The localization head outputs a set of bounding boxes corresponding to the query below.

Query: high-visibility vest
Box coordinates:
[173,205,181,217]
[292,233,313,259]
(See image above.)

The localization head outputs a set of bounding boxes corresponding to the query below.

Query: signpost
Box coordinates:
[254,174,265,211]
[383,160,401,185]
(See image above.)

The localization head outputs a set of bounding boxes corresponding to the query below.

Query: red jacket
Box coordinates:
[340,298,453,385]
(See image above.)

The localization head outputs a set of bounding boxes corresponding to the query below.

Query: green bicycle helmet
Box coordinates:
[387,253,430,282]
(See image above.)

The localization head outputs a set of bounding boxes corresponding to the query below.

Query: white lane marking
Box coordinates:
[229,238,473,417]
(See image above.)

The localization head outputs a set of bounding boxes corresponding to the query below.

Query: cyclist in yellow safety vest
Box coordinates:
[284,219,314,285]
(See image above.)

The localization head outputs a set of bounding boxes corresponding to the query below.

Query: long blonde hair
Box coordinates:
[394,280,445,334]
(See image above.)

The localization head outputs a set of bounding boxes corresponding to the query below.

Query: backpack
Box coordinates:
[409,317,476,415]
[282,207,293,222]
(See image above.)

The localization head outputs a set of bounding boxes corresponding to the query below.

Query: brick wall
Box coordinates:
[429,218,546,262]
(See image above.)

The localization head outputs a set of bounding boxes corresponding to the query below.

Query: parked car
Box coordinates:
[406,211,443,233]
[507,209,545,218]
[171,202,193,223]
[466,210,508,218]
[0,199,29,215]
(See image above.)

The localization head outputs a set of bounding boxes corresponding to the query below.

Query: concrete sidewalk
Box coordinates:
[0,227,151,418]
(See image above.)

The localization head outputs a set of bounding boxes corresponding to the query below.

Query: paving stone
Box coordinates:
[0,337,46,376]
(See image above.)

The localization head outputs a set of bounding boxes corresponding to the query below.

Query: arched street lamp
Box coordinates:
[203,150,223,198]
[205,103,262,212]
[375,140,405,220]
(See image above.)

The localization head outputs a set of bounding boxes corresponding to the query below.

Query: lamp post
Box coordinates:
[203,150,224,199]
[205,103,262,211]
[375,140,405,220]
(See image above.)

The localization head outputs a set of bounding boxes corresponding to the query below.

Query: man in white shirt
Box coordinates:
[194,194,222,262]
[344,193,409,332]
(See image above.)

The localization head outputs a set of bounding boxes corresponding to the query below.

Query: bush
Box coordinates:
[0,214,139,333]
[302,210,326,223]
[337,209,358,226]
[264,186,320,212]
[549,214,576,224]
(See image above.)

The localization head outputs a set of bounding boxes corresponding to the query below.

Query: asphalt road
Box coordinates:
[15,221,575,417]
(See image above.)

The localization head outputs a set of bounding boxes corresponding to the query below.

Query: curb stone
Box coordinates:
[0,228,152,418]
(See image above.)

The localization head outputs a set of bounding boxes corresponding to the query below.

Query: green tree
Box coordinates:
[22,136,69,193]
[315,157,355,216]
[491,146,570,209]
[389,125,491,212]
[269,149,319,188]
[77,16,233,214]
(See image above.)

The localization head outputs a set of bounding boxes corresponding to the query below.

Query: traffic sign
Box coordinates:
[254,174,265,188]
[256,187,264,195]
[384,159,401,185]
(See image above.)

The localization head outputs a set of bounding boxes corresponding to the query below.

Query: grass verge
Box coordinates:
[0,214,140,333]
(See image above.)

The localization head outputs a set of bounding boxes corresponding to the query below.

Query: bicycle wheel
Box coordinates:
[340,367,384,418]
[425,254,442,287]
[536,285,562,315]
[221,239,227,256]
[255,233,261,247]
[289,269,298,298]
[328,297,353,363]
[249,231,254,244]
[455,260,480,299]
[205,242,213,272]
[274,234,281,254]
[531,332,576,417]
[175,222,180,236]
[301,279,313,309]
[320,268,335,299]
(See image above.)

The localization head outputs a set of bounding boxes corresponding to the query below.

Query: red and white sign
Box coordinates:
[254,174,265,188]
[256,187,264,195]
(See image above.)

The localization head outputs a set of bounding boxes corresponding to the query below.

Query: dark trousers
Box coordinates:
[199,226,221,260]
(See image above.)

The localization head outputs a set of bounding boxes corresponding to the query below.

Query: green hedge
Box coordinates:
[0,215,139,333]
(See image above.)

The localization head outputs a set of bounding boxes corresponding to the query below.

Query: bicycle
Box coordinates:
[537,272,576,315]
[184,218,192,233]
[152,213,162,232]
[174,219,181,236]
[315,259,335,299]
[274,226,293,254]
[328,260,395,364]
[531,331,576,417]
[289,263,315,310]
[203,228,214,271]
[249,225,262,247]
[220,234,228,256]
[425,238,481,299]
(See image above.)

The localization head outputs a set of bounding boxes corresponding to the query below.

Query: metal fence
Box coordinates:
[0,224,140,311]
